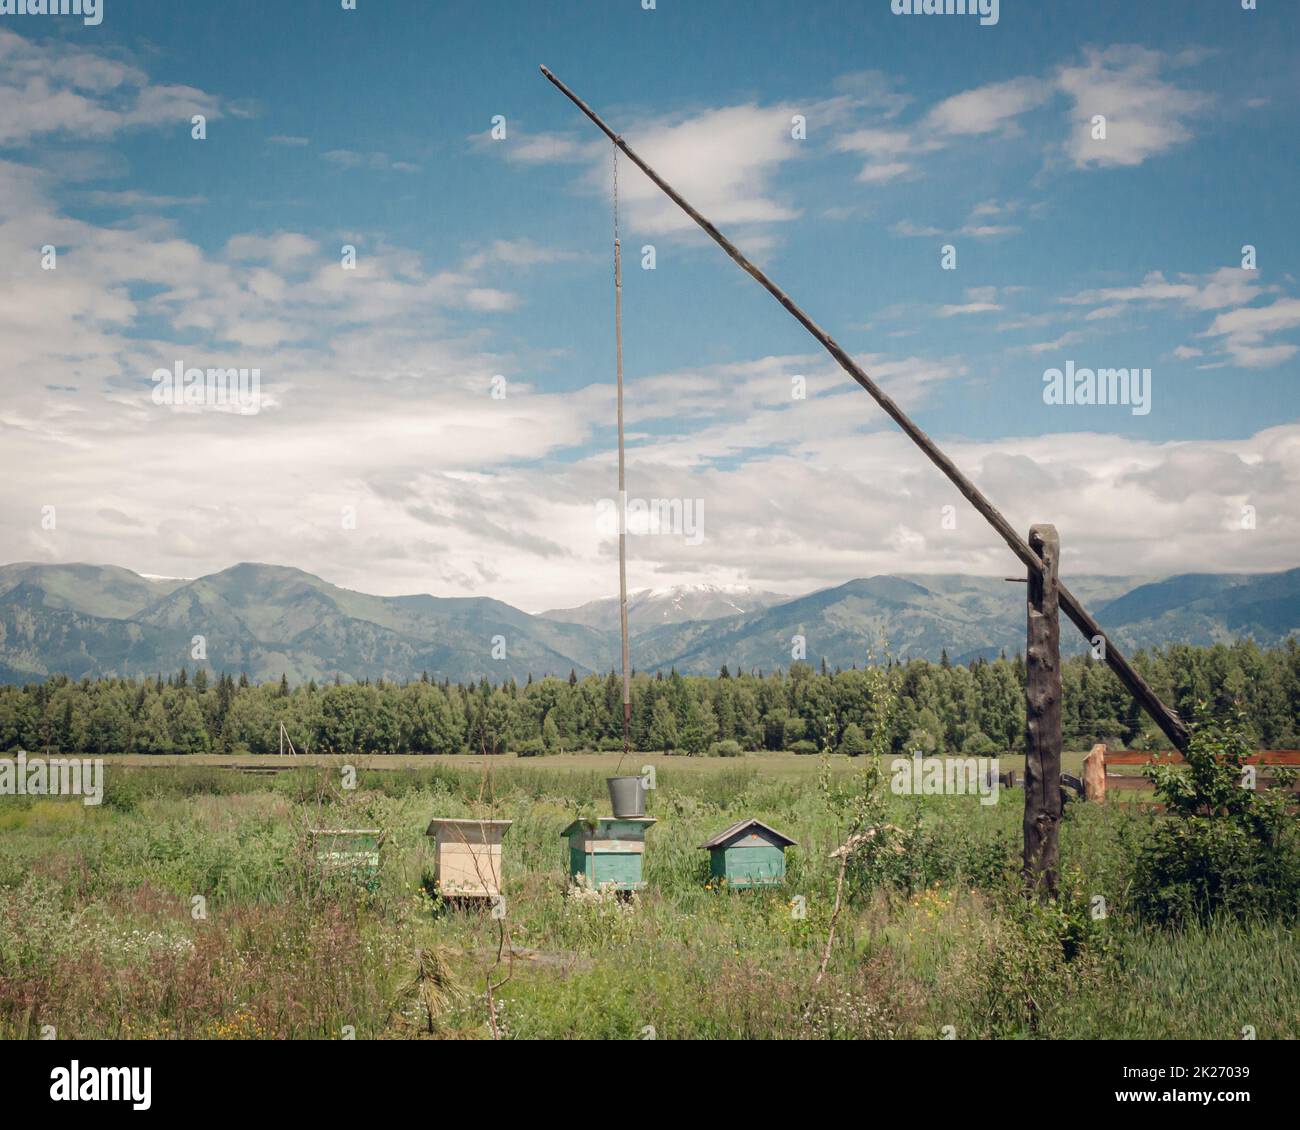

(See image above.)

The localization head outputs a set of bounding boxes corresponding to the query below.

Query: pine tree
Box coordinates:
[649,698,678,753]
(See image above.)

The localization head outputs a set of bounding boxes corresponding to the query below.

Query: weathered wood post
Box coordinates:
[1083,742,1107,803]
[1023,524,1062,897]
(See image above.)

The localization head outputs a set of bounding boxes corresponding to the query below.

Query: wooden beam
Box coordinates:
[539,65,1191,752]
[1023,525,1062,895]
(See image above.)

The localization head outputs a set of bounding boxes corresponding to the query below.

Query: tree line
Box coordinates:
[0,639,1296,757]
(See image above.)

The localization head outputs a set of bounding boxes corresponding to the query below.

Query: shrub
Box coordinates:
[789,740,818,756]
[906,726,938,755]
[708,739,743,758]
[960,731,998,756]
[954,880,1110,1037]
[837,723,868,757]
[102,773,142,813]
[515,738,546,758]
[1131,703,1300,925]
[853,815,1015,897]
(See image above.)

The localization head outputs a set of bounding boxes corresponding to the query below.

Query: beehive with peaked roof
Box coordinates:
[700,818,797,889]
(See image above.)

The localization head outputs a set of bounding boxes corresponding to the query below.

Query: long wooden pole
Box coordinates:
[539,65,1190,752]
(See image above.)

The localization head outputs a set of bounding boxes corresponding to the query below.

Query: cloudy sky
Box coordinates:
[2,0,1297,612]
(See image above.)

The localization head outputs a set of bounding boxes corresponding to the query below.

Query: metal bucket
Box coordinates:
[606,775,645,818]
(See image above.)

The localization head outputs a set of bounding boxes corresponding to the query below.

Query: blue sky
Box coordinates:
[2,0,1298,609]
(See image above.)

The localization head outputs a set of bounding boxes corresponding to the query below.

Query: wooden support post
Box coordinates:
[1023,524,1062,897]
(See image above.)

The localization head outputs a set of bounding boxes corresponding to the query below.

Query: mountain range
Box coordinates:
[0,561,1296,685]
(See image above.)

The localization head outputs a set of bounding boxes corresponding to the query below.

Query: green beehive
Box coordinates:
[700,819,796,889]
[310,828,383,882]
[562,817,656,892]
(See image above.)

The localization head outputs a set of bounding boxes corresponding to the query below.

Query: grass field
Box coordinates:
[1,751,1294,1040]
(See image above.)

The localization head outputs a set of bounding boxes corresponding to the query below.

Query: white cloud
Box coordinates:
[498,131,590,164]
[322,150,420,173]
[939,287,1005,317]
[1064,268,1266,313]
[853,45,1211,202]
[81,190,207,209]
[1057,45,1211,168]
[225,232,319,269]
[942,303,1000,317]
[855,160,913,185]
[1019,331,1085,356]
[891,220,943,238]
[1061,268,1298,369]
[598,104,805,236]
[1201,297,1300,369]
[893,200,1023,241]
[462,239,583,271]
[0,28,219,146]
[1,32,1293,613]
[925,77,1052,136]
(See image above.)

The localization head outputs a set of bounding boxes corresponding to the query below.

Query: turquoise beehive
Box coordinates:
[562,816,656,892]
[700,818,796,889]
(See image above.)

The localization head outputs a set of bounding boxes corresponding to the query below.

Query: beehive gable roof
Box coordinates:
[699,818,797,850]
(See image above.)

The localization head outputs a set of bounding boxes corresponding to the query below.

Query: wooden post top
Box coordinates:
[1028,523,1059,560]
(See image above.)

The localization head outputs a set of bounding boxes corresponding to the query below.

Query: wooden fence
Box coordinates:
[1103,748,1300,792]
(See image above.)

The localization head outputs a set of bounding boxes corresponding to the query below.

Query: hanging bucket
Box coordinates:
[606,775,645,818]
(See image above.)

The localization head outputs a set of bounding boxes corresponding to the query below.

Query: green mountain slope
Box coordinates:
[0,562,1294,684]
[0,563,614,684]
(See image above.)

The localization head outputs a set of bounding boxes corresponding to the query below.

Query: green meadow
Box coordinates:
[1,754,1295,1040]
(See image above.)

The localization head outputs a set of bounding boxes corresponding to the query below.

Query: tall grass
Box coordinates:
[0,760,1294,1039]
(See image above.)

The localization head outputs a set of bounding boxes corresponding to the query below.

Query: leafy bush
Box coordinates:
[857,814,1015,896]
[102,773,143,812]
[837,723,868,756]
[954,880,1110,1037]
[708,740,743,758]
[960,731,998,756]
[789,740,818,756]
[1131,704,1300,925]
